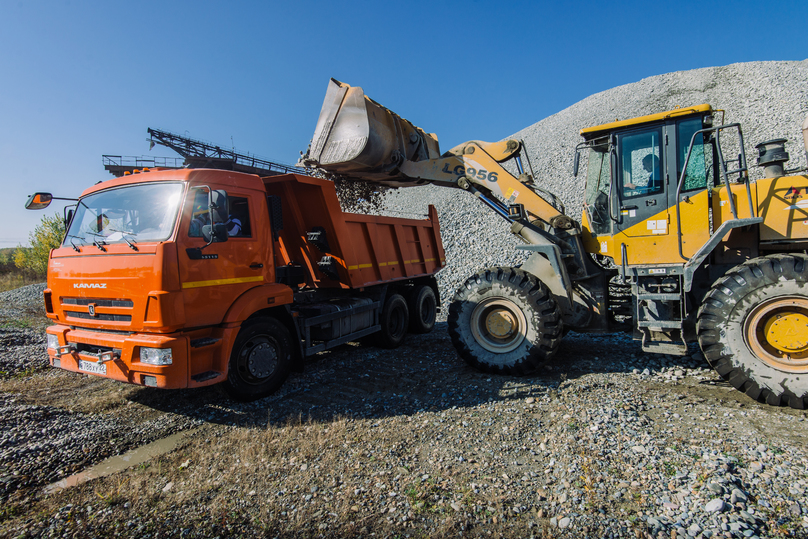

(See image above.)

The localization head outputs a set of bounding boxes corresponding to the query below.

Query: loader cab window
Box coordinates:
[583,141,612,235]
[677,118,710,192]
[619,129,662,198]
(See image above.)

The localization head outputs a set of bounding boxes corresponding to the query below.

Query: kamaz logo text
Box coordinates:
[73,283,107,289]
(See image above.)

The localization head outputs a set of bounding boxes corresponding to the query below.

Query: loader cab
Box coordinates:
[579,105,715,264]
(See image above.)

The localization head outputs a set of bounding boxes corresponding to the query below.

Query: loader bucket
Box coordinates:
[303,79,440,182]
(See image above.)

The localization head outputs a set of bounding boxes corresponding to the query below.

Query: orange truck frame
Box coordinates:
[26,169,445,400]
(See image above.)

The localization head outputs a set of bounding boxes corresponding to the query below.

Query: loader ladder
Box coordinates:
[634,270,689,355]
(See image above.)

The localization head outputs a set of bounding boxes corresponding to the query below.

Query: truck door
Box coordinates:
[178,187,267,328]
[615,127,668,237]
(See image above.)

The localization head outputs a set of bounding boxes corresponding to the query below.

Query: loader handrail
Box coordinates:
[675,123,751,261]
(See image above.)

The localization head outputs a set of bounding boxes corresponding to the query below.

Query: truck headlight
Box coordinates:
[140,347,173,365]
[47,334,59,350]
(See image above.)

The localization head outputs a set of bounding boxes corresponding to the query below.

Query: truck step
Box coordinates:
[191,371,222,382]
[190,338,221,348]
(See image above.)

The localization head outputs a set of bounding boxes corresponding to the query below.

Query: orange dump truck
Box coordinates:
[26,169,444,400]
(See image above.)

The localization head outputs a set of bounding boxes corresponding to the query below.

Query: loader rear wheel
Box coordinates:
[224,317,292,402]
[697,254,808,409]
[375,293,409,349]
[448,267,562,375]
[408,284,437,334]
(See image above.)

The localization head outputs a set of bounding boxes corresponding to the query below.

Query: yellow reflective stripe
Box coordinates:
[347,261,401,270]
[182,275,264,289]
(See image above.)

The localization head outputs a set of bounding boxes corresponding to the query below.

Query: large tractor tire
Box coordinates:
[448,267,562,374]
[697,254,808,409]
[407,284,437,334]
[224,317,292,401]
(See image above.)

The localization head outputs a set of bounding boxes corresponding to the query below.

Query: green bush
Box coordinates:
[14,213,65,277]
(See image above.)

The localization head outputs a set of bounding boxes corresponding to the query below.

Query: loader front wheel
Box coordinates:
[224,317,292,402]
[697,254,808,409]
[448,267,562,374]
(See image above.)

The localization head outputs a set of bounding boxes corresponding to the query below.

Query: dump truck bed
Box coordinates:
[263,174,444,289]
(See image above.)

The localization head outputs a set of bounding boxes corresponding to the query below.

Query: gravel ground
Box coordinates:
[2,61,808,537]
[1,294,807,537]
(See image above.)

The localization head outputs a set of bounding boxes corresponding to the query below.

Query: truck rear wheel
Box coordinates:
[375,293,409,349]
[697,254,808,409]
[448,267,562,374]
[224,316,292,401]
[408,284,437,334]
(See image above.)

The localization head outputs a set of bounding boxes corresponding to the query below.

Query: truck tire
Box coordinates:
[375,293,409,349]
[408,284,437,334]
[697,254,808,409]
[448,267,562,374]
[224,316,292,401]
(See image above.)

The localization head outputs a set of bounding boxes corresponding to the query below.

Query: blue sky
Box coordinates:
[2,0,806,247]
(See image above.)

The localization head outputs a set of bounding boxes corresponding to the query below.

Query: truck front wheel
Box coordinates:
[224,316,292,401]
[697,254,808,409]
[448,267,562,374]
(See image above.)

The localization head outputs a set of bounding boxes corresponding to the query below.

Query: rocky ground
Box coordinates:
[1,283,807,538]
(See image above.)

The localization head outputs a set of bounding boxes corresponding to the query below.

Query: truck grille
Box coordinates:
[61,297,134,323]
[64,311,132,322]
[62,298,134,308]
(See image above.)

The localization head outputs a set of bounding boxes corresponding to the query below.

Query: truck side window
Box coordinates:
[188,190,210,238]
[188,192,252,238]
[678,118,709,192]
[227,196,252,237]
[620,129,662,198]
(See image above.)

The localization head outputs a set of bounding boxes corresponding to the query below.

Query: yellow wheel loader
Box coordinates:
[301,79,808,409]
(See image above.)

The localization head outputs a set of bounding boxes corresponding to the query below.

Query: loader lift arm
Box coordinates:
[300,79,610,336]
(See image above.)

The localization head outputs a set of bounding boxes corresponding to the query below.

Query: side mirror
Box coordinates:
[210,190,229,224]
[202,223,229,243]
[573,151,581,178]
[64,208,75,228]
[25,192,53,210]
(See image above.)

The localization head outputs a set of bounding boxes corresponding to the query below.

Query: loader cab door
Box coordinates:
[615,127,668,237]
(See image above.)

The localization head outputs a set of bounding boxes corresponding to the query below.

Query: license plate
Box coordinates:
[78,359,107,375]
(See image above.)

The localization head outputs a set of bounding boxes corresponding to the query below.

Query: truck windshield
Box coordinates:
[64,182,184,247]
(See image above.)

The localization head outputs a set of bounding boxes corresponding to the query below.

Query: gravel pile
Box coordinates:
[377,60,808,310]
